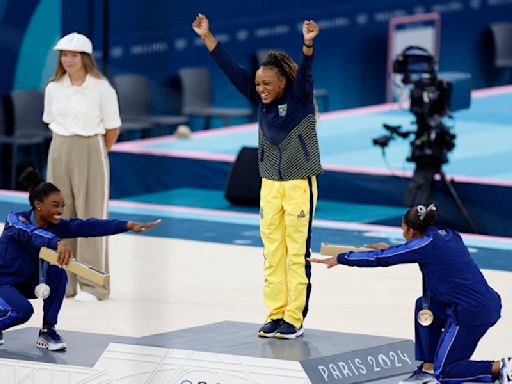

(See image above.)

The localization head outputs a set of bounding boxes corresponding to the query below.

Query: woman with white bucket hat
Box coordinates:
[43,32,121,302]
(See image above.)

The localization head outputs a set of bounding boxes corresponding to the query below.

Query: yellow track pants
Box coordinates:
[260,176,317,328]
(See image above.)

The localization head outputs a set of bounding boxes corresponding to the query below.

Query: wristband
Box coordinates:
[303,42,313,48]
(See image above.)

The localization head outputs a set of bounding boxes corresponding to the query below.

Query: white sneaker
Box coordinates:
[74,291,98,302]
[500,357,512,384]
[399,371,439,384]
[36,328,66,351]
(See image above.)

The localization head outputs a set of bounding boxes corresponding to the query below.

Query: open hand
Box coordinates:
[308,256,338,268]
[303,20,319,42]
[192,13,210,37]
[127,219,162,233]
[364,242,390,250]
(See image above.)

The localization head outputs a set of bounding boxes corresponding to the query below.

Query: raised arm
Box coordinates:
[302,19,319,57]
[192,13,259,105]
[192,13,218,52]
[294,20,320,104]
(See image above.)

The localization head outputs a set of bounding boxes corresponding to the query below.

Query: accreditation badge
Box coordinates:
[278,103,287,117]
[417,309,434,326]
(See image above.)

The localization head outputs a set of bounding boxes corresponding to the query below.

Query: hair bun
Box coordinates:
[17,167,45,191]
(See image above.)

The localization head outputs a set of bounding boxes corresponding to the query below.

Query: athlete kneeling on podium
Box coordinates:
[0,168,160,351]
[309,205,511,384]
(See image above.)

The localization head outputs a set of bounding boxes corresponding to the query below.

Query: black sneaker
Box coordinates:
[258,319,282,337]
[0,330,3,346]
[274,320,304,339]
[36,328,67,351]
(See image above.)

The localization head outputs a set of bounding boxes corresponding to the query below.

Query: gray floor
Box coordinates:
[136,320,408,361]
[0,327,135,367]
[0,321,416,383]
[1,321,407,366]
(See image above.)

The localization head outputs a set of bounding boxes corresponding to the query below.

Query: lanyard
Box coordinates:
[31,211,49,285]
[422,276,430,310]
[39,259,49,284]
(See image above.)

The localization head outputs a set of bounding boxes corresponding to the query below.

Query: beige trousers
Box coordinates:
[47,133,110,300]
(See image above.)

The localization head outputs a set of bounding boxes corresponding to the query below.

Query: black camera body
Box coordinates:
[407,77,456,166]
[374,46,465,168]
[375,48,476,225]
[392,46,436,84]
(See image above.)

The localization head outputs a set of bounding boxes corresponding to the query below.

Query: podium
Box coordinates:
[0,321,417,383]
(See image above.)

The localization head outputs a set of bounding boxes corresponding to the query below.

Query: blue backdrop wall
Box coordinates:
[60,0,512,118]
[0,0,61,95]
[1,0,511,112]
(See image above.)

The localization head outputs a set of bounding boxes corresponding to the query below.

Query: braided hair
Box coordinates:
[403,204,437,233]
[260,51,319,120]
[17,167,60,209]
[260,51,298,89]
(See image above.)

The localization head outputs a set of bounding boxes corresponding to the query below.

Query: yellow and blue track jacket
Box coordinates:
[0,210,128,285]
[336,227,501,326]
[210,43,322,181]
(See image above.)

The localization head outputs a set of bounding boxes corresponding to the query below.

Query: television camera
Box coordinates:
[374,46,461,168]
[373,46,477,231]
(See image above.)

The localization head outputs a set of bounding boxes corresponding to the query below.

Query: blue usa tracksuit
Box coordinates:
[336,227,501,383]
[0,210,128,330]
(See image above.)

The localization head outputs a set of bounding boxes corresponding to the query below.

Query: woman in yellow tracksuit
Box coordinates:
[193,14,322,339]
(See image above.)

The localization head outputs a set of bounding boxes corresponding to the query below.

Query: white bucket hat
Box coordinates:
[53,32,93,54]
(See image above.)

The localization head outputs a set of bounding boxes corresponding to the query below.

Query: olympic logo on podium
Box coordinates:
[175,369,224,384]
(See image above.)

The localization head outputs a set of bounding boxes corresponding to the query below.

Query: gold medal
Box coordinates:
[417,309,434,326]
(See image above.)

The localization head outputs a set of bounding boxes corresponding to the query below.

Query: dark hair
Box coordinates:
[17,168,60,209]
[260,51,319,121]
[403,204,437,233]
[260,51,298,88]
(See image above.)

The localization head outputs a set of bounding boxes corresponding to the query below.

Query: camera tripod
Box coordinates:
[404,163,478,233]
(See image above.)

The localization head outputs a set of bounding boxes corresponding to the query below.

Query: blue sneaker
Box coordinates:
[36,328,66,351]
[274,320,304,339]
[258,319,282,337]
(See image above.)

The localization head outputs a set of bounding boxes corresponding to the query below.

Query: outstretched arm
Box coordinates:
[126,219,161,233]
[308,256,339,268]
[310,237,431,269]
[58,218,161,238]
[192,13,217,52]
[308,242,388,269]
[54,220,161,266]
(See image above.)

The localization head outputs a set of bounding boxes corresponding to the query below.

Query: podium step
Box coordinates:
[0,321,418,383]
